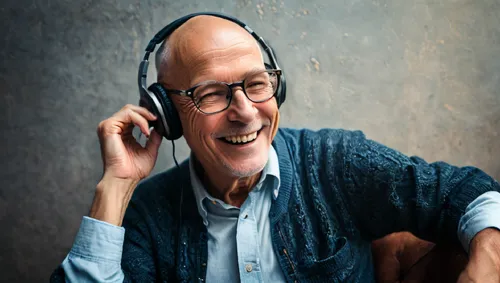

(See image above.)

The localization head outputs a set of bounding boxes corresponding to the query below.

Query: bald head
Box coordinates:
[155,15,264,88]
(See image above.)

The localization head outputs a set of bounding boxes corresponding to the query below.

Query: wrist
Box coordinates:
[89,177,140,226]
[470,228,500,270]
[96,175,140,194]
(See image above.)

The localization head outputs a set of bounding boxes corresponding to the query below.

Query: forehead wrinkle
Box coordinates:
[188,53,262,85]
[180,36,262,65]
[184,41,254,65]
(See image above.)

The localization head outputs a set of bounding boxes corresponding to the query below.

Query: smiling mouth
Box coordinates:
[219,129,262,145]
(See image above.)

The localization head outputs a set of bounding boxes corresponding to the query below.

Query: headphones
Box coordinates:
[137,12,287,140]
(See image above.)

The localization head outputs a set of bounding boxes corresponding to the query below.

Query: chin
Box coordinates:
[221,154,268,178]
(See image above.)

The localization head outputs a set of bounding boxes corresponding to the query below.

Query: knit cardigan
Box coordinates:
[51,128,500,282]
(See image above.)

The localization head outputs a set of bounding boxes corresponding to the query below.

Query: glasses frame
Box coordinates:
[164,69,282,115]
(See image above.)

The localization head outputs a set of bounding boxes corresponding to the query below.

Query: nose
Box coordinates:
[226,87,257,123]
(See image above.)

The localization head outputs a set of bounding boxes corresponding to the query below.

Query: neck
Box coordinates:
[193,156,261,208]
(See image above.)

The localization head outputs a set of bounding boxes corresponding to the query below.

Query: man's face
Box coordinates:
[162,17,280,178]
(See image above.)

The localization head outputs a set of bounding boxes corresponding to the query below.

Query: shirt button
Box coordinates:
[245,263,253,272]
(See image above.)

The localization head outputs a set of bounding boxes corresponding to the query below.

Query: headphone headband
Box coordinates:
[140,12,280,67]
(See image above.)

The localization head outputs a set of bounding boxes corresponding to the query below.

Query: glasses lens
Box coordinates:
[193,83,230,114]
[244,70,278,102]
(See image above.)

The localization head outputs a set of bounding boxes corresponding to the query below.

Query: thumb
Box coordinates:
[457,269,471,283]
[146,129,162,156]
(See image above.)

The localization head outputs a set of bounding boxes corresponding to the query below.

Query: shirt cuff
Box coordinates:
[69,216,126,263]
[458,191,500,253]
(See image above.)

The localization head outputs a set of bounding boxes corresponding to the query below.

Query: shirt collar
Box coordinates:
[189,145,281,225]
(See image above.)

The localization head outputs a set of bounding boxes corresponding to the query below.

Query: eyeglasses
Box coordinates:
[165,69,281,114]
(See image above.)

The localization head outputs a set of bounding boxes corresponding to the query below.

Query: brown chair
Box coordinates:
[371,232,468,283]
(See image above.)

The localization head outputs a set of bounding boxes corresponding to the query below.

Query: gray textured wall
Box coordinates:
[1,0,499,282]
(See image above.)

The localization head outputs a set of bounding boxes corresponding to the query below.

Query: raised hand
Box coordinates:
[90,104,163,226]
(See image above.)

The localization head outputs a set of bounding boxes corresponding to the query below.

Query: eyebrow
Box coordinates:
[240,67,267,79]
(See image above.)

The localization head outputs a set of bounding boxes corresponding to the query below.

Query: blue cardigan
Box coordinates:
[51,128,500,282]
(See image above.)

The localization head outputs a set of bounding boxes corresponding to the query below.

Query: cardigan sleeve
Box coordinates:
[339,130,500,246]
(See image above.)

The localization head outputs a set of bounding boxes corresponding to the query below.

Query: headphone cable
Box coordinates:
[172,140,184,279]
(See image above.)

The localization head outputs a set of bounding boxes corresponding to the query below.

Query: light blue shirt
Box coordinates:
[458,191,500,253]
[61,147,500,282]
[190,146,285,283]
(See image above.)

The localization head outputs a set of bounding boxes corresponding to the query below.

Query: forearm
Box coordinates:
[470,228,500,265]
[458,228,500,282]
[89,176,139,226]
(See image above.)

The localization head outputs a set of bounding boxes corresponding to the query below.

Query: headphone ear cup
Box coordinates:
[147,83,183,140]
[265,62,286,108]
[139,88,167,138]
[277,70,286,108]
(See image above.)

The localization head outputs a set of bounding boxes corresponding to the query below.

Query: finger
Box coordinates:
[457,270,470,283]
[128,110,152,137]
[121,104,157,121]
[113,109,152,137]
[146,129,162,156]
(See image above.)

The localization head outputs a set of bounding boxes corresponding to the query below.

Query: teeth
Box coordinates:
[224,131,258,144]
